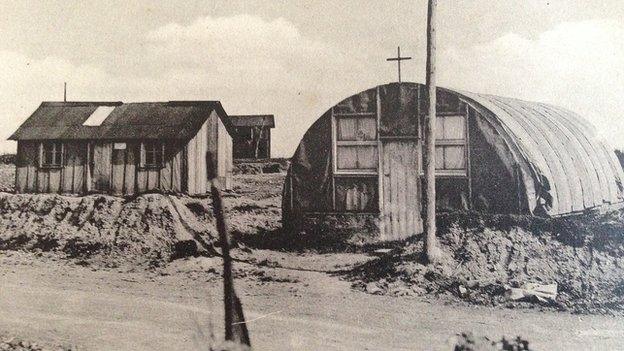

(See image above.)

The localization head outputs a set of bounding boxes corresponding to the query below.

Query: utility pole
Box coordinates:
[64,82,67,102]
[423,0,440,263]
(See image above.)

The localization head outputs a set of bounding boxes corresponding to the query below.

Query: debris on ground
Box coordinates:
[505,283,557,303]
[347,211,624,315]
[452,332,532,351]
[0,334,74,351]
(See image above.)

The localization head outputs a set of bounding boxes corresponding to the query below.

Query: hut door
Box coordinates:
[90,142,112,192]
[380,140,422,240]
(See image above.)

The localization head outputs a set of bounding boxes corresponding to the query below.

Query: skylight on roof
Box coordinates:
[83,106,115,126]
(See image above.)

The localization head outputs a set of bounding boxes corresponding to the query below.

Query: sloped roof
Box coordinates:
[9,100,232,140]
[229,114,275,128]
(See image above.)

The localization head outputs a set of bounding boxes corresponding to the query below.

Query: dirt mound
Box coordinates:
[233,158,289,175]
[347,211,624,315]
[0,193,219,267]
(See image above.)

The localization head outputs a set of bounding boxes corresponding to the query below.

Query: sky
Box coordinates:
[0,0,623,156]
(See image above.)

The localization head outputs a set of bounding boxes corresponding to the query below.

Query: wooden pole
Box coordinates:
[423,0,440,263]
[206,152,251,347]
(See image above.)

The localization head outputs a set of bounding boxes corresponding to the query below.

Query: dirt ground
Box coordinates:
[1,251,623,351]
[0,169,623,350]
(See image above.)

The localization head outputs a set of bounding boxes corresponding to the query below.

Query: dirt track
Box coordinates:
[0,252,622,351]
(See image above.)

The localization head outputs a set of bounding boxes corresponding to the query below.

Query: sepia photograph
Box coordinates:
[0,1,623,350]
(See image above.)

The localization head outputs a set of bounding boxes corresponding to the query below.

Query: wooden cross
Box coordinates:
[386,46,412,83]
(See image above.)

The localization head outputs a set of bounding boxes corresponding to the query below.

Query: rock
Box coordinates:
[366,282,382,294]
[458,285,468,296]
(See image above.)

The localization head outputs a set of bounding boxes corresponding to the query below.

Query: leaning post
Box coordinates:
[206,152,251,347]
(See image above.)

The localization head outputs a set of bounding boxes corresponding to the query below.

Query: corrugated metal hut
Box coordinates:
[283,82,624,241]
[229,114,275,159]
[10,100,234,196]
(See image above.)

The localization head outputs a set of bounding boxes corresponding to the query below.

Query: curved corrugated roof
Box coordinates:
[456,91,624,215]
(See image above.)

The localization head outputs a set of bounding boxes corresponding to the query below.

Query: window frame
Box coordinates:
[433,114,468,177]
[39,141,64,169]
[140,141,165,169]
[331,110,379,176]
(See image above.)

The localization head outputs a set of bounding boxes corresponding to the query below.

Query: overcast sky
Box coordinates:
[1,1,623,156]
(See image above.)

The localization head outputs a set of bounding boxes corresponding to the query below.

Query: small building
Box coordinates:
[9,100,234,196]
[283,82,624,241]
[229,114,275,159]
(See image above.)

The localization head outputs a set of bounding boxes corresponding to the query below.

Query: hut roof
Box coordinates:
[229,115,275,128]
[455,89,624,214]
[9,100,233,141]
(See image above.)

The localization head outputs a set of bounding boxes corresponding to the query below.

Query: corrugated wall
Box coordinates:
[459,91,624,215]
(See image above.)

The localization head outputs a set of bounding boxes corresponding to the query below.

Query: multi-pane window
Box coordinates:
[333,113,379,212]
[435,115,466,174]
[141,141,164,168]
[334,116,378,173]
[40,142,63,168]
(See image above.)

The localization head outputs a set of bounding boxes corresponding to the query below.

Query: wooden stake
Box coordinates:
[206,152,251,347]
[423,0,440,263]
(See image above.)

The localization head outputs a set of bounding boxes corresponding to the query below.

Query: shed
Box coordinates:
[229,114,275,159]
[283,83,624,241]
[10,100,234,196]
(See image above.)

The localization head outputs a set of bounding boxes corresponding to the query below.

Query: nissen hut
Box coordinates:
[283,83,624,241]
[10,100,234,196]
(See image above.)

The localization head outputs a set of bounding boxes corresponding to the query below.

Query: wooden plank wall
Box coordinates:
[15,141,38,193]
[14,140,185,196]
[216,111,233,189]
[186,118,210,195]
[62,142,85,194]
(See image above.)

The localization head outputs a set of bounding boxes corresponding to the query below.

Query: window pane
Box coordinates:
[435,118,445,140]
[443,115,465,139]
[337,117,357,141]
[444,146,465,169]
[435,146,444,170]
[336,146,358,170]
[336,117,376,141]
[337,146,377,171]
[357,118,377,140]
[357,146,377,170]
[335,177,378,212]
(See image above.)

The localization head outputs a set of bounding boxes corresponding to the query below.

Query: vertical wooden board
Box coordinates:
[111,148,126,195]
[171,148,182,192]
[63,142,86,194]
[136,169,147,194]
[186,142,196,194]
[381,140,422,241]
[38,170,49,193]
[197,120,208,193]
[92,142,112,192]
[15,142,28,192]
[19,141,39,193]
[124,144,136,195]
[147,169,159,190]
[48,169,61,193]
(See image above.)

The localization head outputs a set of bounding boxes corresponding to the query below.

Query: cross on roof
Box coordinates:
[386,46,412,83]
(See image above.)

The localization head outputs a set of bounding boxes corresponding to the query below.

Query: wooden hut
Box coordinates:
[10,100,234,196]
[229,114,275,159]
[283,83,624,241]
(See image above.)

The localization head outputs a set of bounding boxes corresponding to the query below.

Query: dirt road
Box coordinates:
[0,252,622,350]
